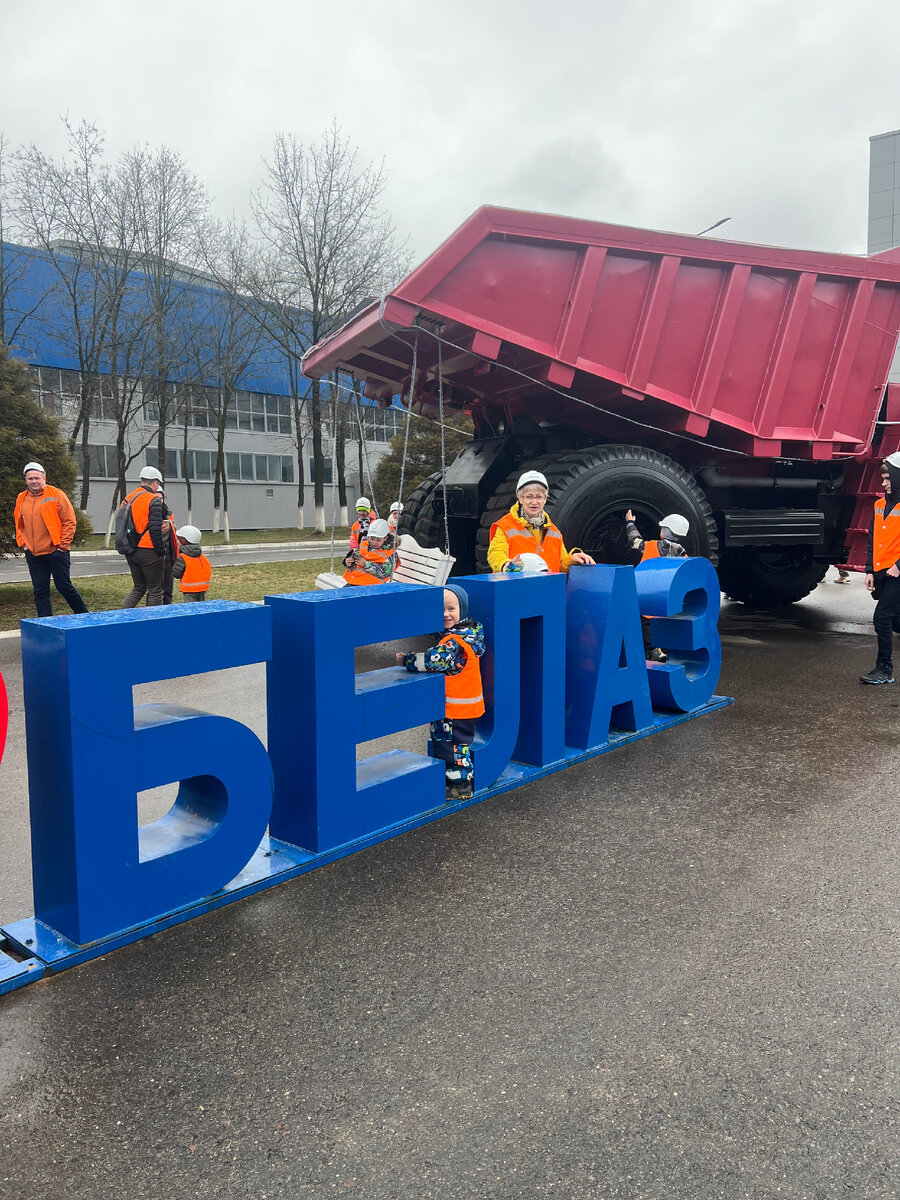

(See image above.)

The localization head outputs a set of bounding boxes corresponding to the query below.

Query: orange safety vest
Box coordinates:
[122,486,161,550]
[349,511,375,550]
[640,540,660,562]
[179,553,211,593]
[490,511,564,573]
[14,485,69,548]
[343,538,393,586]
[342,568,384,586]
[872,496,900,571]
[441,632,485,719]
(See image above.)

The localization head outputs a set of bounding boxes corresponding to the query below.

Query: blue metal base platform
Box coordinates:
[0,937,45,996]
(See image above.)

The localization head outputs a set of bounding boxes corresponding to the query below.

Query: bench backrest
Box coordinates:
[392,535,455,587]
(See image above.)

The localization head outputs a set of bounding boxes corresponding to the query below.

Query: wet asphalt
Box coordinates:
[0,578,897,1200]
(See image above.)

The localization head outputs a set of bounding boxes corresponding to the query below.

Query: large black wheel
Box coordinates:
[396,469,477,574]
[397,471,442,538]
[717,546,827,606]
[475,445,718,571]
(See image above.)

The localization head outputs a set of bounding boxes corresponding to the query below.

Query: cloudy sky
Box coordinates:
[3,0,900,264]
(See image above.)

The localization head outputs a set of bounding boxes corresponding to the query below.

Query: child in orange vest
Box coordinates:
[625,509,689,562]
[395,583,485,801]
[625,509,689,662]
[342,518,394,585]
[172,525,212,602]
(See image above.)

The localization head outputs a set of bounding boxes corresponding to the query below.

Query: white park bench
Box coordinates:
[315,534,455,591]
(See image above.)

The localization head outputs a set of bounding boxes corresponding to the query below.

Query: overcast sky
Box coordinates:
[3,0,900,265]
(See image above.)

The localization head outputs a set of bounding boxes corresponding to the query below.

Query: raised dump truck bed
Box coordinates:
[303,207,900,598]
[304,206,900,459]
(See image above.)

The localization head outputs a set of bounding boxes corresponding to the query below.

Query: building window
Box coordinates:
[76,444,117,479]
[141,381,176,425]
[357,406,404,442]
[308,456,333,485]
[225,452,255,481]
[219,452,295,483]
[92,376,121,421]
[145,448,181,479]
[184,449,215,482]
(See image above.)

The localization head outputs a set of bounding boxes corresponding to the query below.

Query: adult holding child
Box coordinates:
[487,470,596,574]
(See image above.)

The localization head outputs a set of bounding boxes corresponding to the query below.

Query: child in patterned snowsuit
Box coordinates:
[395,583,485,801]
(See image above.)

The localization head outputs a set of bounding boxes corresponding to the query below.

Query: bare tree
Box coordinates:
[125,144,210,481]
[187,222,265,542]
[12,120,143,510]
[249,122,410,532]
[0,134,42,351]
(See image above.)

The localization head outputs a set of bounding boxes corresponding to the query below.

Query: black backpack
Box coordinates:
[114,493,141,556]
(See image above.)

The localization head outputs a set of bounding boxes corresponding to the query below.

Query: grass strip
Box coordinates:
[0,558,334,632]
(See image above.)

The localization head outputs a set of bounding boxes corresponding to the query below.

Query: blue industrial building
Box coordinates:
[1,240,401,531]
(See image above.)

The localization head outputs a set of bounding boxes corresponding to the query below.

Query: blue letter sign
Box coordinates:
[1,565,729,991]
[20,603,272,946]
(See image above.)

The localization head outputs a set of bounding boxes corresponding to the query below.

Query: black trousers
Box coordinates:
[25,549,88,618]
[872,573,900,668]
[123,548,165,607]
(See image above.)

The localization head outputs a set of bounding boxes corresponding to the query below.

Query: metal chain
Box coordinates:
[351,378,377,501]
[395,331,418,513]
[327,374,340,573]
[436,334,450,555]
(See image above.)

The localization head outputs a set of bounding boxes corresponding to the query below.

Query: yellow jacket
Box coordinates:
[487,504,580,573]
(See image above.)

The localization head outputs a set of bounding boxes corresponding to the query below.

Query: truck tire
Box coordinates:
[398,470,477,572]
[476,445,718,570]
[717,547,827,606]
[397,471,442,539]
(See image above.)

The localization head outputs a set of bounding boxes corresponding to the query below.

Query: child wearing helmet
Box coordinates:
[388,501,403,534]
[625,509,689,662]
[625,510,689,562]
[343,518,395,585]
[172,525,212,602]
[349,497,376,551]
[395,583,485,801]
[487,470,595,574]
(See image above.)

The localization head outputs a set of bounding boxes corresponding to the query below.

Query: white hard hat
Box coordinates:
[517,552,551,574]
[176,525,202,544]
[368,519,390,538]
[356,497,371,509]
[23,461,45,475]
[140,465,163,482]
[389,501,403,513]
[884,452,900,469]
[516,470,549,493]
[661,513,689,538]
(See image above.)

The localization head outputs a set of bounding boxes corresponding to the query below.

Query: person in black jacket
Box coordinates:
[861,452,900,684]
[121,466,172,608]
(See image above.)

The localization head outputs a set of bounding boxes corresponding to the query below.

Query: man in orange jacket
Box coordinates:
[14,462,88,617]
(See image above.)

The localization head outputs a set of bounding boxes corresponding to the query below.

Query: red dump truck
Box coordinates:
[302,206,900,603]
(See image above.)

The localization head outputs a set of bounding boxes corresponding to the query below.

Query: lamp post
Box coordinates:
[697,217,732,236]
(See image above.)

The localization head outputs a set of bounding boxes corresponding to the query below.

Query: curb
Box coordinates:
[66,540,339,558]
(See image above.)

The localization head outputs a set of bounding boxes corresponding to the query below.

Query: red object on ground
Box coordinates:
[0,672,7,766]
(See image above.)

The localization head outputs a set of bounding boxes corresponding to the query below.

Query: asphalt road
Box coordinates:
[0,578,896,1200]
[0,541,338,584]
